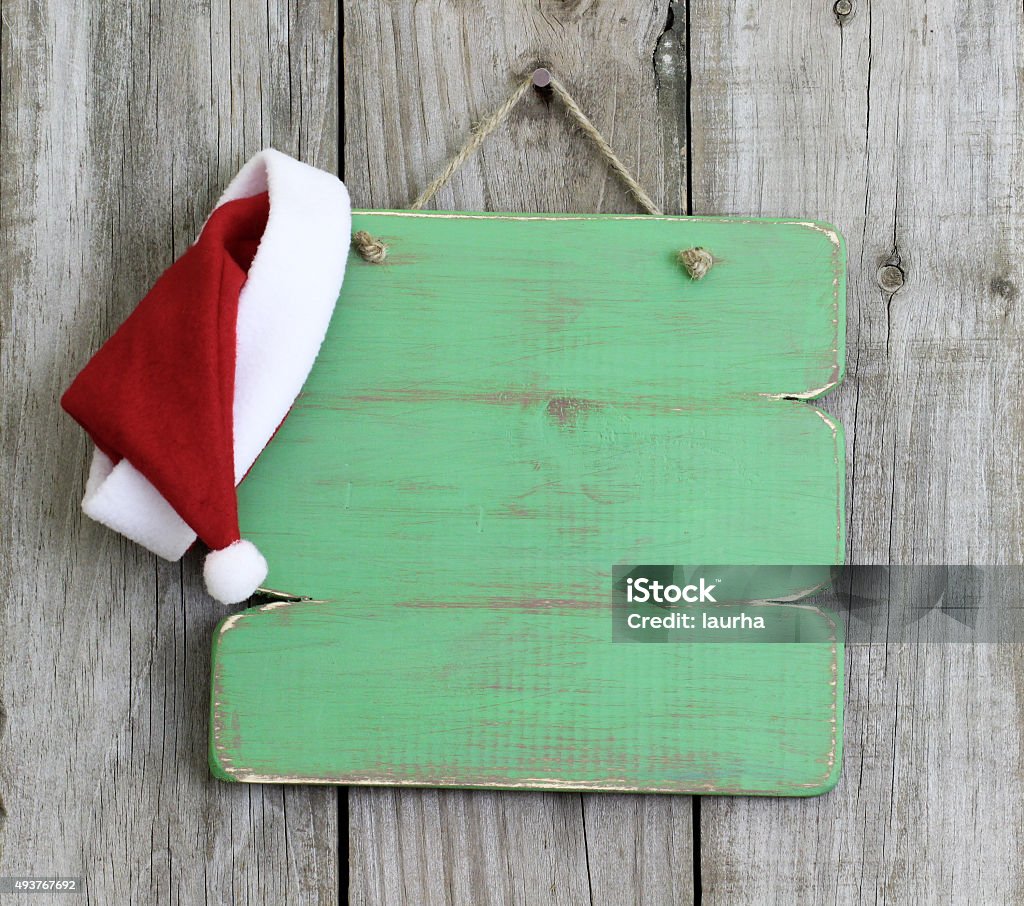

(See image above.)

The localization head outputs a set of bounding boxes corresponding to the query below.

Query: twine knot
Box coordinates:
[352,230,387,263]
[678,247,713,281]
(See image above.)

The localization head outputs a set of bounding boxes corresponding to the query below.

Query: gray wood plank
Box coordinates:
[0,2,340,903]
[341,2,693,903]
[690,1,1024,902]
[349,792,694,906]
[349,790,591,906]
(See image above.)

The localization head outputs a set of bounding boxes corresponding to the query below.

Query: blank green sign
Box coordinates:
[212,211,846,795]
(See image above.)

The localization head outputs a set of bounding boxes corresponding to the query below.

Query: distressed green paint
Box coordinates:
[211,602,841,794]
[213,211,846,795]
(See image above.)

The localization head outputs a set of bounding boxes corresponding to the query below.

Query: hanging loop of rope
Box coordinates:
[351,69,712,280]
[408,69,662,215]
[352,68,664,265]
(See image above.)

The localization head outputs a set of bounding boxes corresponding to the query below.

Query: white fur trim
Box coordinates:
[84,446,114,498]
[79,151,350,563]
[203,540,268,604]
[82,447,197,560]
[216,149,352,480]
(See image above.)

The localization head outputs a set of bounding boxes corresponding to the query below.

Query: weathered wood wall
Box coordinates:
[1,2,340,903]
[691,3,1024,901]
[3,1,1022,904]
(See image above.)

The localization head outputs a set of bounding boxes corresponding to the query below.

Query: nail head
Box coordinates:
[532,68,552,88]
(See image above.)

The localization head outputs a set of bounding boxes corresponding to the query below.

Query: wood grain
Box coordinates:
[341,2,696,901]
[0,1,340,902]
[349,789,594,906]
[691,1,1024,902]
[348,790,695,906]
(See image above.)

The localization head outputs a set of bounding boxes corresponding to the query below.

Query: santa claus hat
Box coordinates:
[61,149,351,604]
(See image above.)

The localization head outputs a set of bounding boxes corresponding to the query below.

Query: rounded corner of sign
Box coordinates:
[796,219,846,252]
[798,755,844,798]
[213,610,249,641]
[208,743,242,784]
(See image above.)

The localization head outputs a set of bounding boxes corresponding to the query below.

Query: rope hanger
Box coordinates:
[351,69,713,280]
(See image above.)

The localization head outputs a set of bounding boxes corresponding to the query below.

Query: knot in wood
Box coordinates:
[678,247,714,281]
[352,230,387,264]
[989,275,1019,302]
[876,263,905,294]
[546,396,594,428]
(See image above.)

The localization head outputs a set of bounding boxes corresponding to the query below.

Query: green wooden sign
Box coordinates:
[211,211,846,795]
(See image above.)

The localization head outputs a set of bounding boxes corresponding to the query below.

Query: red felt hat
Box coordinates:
[62,149,351,604]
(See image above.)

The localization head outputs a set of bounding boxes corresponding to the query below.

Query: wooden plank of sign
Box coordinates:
[211,599,841,794]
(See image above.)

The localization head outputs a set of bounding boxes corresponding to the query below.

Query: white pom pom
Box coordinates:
[203,539,268,605]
